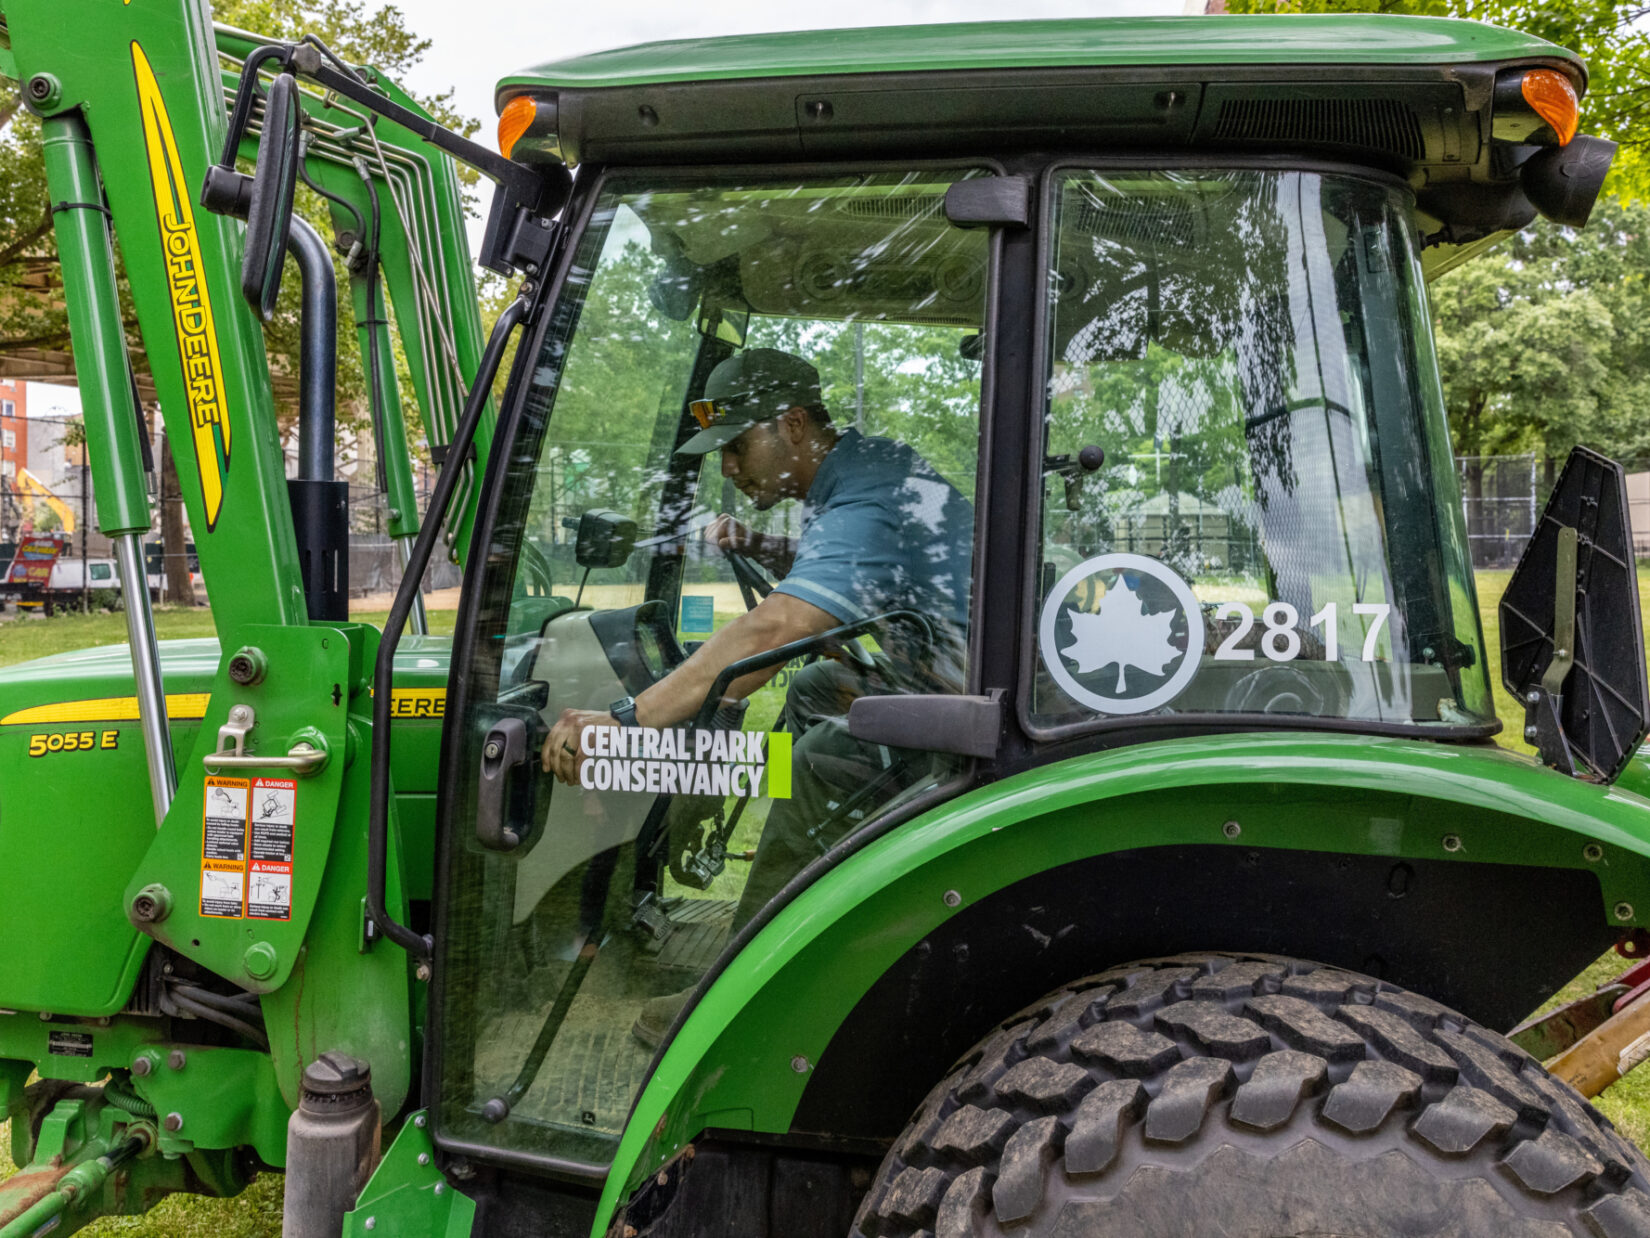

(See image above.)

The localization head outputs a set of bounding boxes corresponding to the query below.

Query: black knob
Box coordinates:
[1078,445,1105,472]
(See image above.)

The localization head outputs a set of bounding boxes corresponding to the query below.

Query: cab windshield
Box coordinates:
[1033,168,1494,732]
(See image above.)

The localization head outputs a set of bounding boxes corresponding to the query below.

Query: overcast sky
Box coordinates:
[389,0,1193,138]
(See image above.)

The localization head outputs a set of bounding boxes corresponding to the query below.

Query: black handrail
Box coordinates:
[366,294,531,960]
[691,608,933,729]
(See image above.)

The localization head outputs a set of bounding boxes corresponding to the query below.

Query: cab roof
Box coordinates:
[496,15,1580,101]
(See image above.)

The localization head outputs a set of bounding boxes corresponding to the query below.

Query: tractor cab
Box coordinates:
[422,17,1625,1178]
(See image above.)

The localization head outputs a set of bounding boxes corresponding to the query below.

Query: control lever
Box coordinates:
[476,717,529,850]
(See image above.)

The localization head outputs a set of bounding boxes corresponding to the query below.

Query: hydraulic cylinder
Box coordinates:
[41,112,175,819]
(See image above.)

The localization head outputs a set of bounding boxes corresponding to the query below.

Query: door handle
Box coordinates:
[477,716,529,850]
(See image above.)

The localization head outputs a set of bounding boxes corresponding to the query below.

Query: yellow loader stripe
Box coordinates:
[133,42,231,529]
[1,693,211,726]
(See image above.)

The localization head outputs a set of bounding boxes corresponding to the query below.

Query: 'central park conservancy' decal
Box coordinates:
[579,726,791,799]
[1039,553,1201,715]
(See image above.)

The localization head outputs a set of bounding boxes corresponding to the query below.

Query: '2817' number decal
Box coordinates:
[1213,601,1391,663]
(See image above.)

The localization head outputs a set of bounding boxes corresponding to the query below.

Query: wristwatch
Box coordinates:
[609,696,639,727]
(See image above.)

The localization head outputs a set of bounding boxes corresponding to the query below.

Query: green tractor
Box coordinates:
[0,3,1646,1235]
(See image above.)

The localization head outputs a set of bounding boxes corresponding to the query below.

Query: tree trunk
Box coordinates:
[160,434,193,606]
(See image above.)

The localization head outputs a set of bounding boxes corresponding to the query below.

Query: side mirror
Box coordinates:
[566,509,637,569]
[1500,445,1650,781]
[241,72,302,321]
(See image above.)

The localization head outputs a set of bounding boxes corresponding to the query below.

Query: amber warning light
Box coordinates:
[1522,69,1579,146]
[498,96,536,159]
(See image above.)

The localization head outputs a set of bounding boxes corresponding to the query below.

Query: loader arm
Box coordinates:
[0,2,555,1234]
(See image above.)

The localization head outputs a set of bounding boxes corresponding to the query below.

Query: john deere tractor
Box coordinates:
[0,3,1647,1235]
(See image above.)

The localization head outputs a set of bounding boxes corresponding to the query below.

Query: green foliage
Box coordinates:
[1222,0,1650,200]
[1431,200,1650,465]
[0,0,470,441]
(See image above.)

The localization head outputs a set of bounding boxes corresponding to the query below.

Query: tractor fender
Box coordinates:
[593,730,1650,1231]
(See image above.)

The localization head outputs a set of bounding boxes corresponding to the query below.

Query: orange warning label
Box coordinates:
[201,776,249,917]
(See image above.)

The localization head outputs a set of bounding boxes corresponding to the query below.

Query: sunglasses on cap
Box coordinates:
[688,399,728,429]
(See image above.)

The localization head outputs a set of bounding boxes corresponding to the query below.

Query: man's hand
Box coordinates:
[703,513,796,576]
[703,513,760,555]
[542,707,616,786]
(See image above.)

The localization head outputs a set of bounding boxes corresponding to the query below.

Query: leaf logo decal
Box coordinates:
[1039,553,1202,716]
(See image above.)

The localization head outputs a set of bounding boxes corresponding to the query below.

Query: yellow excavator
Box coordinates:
[14,465,76,534]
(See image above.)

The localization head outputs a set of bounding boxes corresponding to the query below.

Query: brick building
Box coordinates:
[0,380,27,540]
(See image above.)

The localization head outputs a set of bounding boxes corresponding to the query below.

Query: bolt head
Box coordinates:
[791,1055,810,1074]
[434,1184,445,1196]
[168,1049,187,1071]
[131,884,172,924]
[942,889,961,908]
[1525,726,1540,741]
[1585,844,1605,862]
[1442,834,1463,853]
[1526,691,1541,705]
[415,1114,427,1128]
[1222,820,1242,839]
[163,1112,183,1132]
[418,1152,430,1166]
[364,1218,376,1231]
[1617,902,1636,922]
[243,941,279,981]
[132,1055,154,1077]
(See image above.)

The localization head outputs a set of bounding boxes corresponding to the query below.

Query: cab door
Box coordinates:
[428,166,995,1170]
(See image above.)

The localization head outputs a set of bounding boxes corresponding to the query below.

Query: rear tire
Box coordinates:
[851,952,1650,1237]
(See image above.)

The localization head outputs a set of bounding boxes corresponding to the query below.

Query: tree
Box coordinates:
[0,0,472,424]
[1223,0,1650,201]
[1431,201,1650,484]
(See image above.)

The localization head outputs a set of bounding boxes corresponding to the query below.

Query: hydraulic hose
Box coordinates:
[366,293,531,960]
[101,1076,157,1119]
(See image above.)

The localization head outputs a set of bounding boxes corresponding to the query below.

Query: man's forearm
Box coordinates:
[634,593,833,727]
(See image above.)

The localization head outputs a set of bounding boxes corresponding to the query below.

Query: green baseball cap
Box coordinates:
[677,348,824,455]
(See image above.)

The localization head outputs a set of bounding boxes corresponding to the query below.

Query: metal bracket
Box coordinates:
[213,704,255,761]
[201,704,330,776]
[1525,525,1580,775]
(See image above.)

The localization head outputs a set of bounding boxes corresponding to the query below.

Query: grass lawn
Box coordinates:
[4,570,1650,1228]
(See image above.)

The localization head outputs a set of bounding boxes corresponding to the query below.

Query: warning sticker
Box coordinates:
[201,775,249,917]
[247,777,295,920]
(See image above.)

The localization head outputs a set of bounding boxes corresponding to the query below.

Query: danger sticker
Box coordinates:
[246,778,295,920]
[250,777,296,861]
[201,775,249,918]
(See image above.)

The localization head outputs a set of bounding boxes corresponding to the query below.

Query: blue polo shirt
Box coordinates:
[774,429,973,690]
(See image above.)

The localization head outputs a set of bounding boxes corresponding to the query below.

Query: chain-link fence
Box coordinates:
[11,440,1650,607]
[1458,454,1650,569]
[1458,455,1540,569]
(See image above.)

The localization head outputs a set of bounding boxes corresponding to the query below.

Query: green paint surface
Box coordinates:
[500,15,1574,95]
[596,730,1650,1227]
